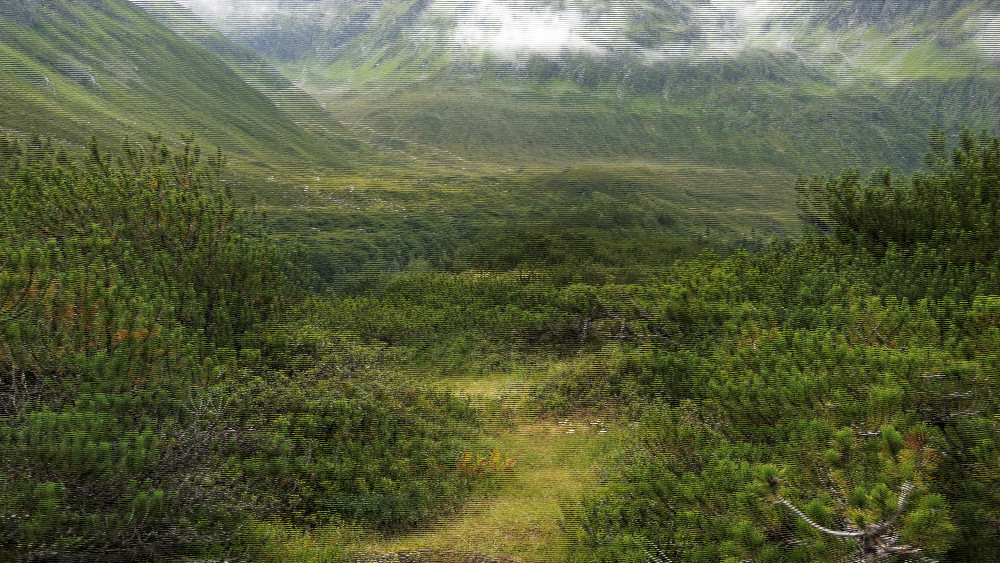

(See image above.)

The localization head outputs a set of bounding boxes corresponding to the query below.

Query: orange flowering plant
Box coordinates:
[456,449,516,476]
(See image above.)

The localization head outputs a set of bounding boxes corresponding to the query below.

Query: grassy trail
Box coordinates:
[359,372,619,562]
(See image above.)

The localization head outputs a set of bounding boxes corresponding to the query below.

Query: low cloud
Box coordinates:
[168,0,319,32]
[425,0,814,61]
[167,0,819,60]
[976,12,1000,60]
[428,0,627,58]
[150,0,1000,65]
[647,0,810,61]
[173,0,275,19]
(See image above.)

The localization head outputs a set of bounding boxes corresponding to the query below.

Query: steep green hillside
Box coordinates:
[0,0,363,175]
[130,0,355,139]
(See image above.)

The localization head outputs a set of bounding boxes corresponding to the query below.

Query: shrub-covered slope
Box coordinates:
[0,134,495,561]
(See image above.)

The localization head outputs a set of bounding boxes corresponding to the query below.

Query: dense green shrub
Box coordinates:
[567,131,1000,562]
[0,133,495,561]
[221,372,485,531]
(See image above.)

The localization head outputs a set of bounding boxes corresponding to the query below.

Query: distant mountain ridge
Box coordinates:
[4,0,997,176]
[166,0,1000,77]
[156,0,1000,173]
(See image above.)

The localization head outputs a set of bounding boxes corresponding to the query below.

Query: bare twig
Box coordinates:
[772,495,867,538]
[640,537,673,563]
[887,482,915,526]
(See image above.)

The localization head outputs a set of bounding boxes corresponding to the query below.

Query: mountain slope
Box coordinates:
[169,0,1000,173]
[130,0,353,137]
[0,0,363,174]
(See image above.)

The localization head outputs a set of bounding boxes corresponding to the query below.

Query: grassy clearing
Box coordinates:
[260,362,620,563]
[249,520,369,563]
[358,403,618,563]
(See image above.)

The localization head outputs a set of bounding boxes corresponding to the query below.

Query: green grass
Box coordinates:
[247,520,366,563]
[363,418,616,562]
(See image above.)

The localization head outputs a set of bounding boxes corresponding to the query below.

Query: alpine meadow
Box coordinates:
[3,1,1000,562]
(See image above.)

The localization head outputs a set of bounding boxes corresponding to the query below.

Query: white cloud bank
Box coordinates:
[144,0,1000,63]
[172,0,277,19]
[424,0,819,61]
[427,0,626,57]
[976,11,1000,60]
